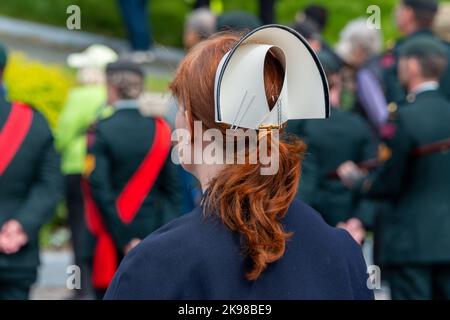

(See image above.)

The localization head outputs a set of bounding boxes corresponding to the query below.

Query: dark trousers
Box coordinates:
[0,269,35,300]
[118,0,152,50]
[389,265,450,300]
[66,174,95,299]
[194,0,210,9]
[0,282,30,300]
[194,0,275,24]
[258,0,275,25]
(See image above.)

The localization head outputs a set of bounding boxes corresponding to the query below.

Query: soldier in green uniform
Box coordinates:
[0,43,63,299]
[338,37,450,299]
[85,61,181,298]
[383,0,450,104]
[287,51,379,244]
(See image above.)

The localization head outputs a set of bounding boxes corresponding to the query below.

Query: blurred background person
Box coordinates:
[291,20,322,52]
[288,51,378,245]
[85,61,181,299]
[194,0,275,25]
[117,0,154,63]
[216,11,261,33]
[258,0,275,25]
[338,37,450,300]
[296,4,328,35]
[295,4,342,68]
[336,18,388,133]
[0,43,63,299]
[183,8,217,51]
[54,44,118,300]
[383,0,450,104]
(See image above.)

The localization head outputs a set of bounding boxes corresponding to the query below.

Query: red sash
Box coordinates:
[0,102,33,175]
[116,118,172,224]
[82,118,171,289]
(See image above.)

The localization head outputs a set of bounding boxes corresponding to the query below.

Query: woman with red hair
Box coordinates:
[104,26,373,300]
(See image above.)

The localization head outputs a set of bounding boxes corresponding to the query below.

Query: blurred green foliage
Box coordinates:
[0,0,403,48]
[3,53,75,128]
[39,202,69,249]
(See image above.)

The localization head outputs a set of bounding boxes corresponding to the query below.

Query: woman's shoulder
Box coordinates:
[286,199,365,256]
[122,207,221,262]
[104,207,232,299]
[285,200,373,299]
[105,201,373,299]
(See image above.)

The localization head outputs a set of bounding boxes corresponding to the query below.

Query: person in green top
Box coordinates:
[54,44,117,300]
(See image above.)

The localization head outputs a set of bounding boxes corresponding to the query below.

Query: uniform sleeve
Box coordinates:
[287,120,319,205]
[353,119,380,229]
[356,114,413,198]
[14,129,63,242]
[297,151,320,206]
[88,128,133,250]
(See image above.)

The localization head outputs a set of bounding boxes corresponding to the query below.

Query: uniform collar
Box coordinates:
[406,81,439,103]
[114,99,140,111]
[412,81,439,95]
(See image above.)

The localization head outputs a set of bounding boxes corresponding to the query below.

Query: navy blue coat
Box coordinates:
[104,200,374,300]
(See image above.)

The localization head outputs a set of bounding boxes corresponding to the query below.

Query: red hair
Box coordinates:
[170,33,306,280]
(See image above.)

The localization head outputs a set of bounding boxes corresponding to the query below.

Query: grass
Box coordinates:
[0,0,404,48]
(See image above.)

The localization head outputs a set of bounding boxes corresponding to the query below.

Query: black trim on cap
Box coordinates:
[215,24,330,122]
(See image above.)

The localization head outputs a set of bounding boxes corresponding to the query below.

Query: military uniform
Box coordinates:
[0,96,62,299]
[383,30,450,104]
[383,29,434,104]
[354,86,450,299]
[440,39,450,100]
[382,0,450,104]
[351,34,450,298]
[288,108,379,228]
[86,100,181,296]
[287,49,380,229]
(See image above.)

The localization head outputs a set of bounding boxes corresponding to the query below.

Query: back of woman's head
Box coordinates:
[170,33,306,280]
